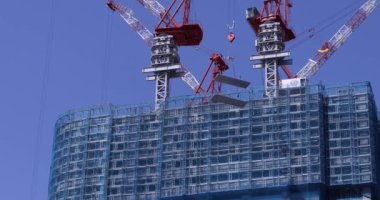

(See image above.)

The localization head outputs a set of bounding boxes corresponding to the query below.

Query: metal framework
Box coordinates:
[143,35,182,109]
[107,0,154,46]
[135,0,201,46]
[247,0,295,42]
[155,72,170,108]
[249,22,292,97]
[137,0,179,27]
[154,0,203,46]
[156,0,190,28]
[107,0,202,108]
[195,53,229,95]
[49,82,380,200]
[296,0,379,79]
[246,0,295,98]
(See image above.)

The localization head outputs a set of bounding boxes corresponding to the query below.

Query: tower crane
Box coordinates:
[107,0,201,108]
[295,0,379,79]
[248,0,379,92]
[247,0,296,97]
[137,0,250,106]
[134,0,230,96]
[140,0,203,108]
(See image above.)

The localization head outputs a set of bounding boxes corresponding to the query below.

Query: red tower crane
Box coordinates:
[154,0,203,46]
[106,0,203,109]
[247,0,296,97]
[247,0,295,42]
[110,0,249,105]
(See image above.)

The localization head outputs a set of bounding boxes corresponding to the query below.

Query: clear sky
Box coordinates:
[0,0,380,199]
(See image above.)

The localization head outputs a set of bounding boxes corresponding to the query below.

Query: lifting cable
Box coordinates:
[227,0,245,94]
[226,0,237,79]
[101,11,114,104]
[30,0,57,199]
[288,0,362,50]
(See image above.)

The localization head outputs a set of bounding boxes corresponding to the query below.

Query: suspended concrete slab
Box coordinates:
[214,74,250,88]
[211,94,247,108]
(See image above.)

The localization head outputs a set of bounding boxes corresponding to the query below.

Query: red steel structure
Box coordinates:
[248,0,296,97]
[247,0,295,42]
[195,53,229,95]
[155,0,203,46]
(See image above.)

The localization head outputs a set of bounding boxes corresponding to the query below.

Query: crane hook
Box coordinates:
[227,20,236,43]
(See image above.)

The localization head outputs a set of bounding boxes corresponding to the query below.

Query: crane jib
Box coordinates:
[296,0,379,79]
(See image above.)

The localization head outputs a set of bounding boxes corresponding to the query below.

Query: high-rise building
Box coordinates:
[48,82,379,200]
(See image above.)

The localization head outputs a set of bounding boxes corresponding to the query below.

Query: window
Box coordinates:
[310,120,319,127]
[357,121,369,128]
[339,104,349,112]
[341,140,351,147]
[329,123,337,130]
[359,156,370,163]
[355,95,367,102]
[356,104,368,111]
[360,165,371,173]
[342,166,351,174]
[359,147,370,155]
[219,156,228,164]
[290,105,298,112]
[342,149,351,156]
[357,112,368,119]
[333,167,341,175]
[359,138,369,146]
[329,140,338,148]
[310,148,320,155]
[252,171,261,178]
[331,149,340,157]
[328,106,336,112]
[218,174,228,181]
[231,173,239,180]
[358,130,369,137]
[340,122,350,129]
[311,165,319,173]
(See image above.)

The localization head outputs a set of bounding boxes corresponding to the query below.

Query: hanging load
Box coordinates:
[227,32,236,43]
[226,20,236,43]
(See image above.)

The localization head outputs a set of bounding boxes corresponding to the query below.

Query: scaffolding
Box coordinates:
[326,82,378,186]
[49,82,379,200]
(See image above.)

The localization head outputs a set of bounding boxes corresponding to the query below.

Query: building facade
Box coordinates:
[48,82,379,200]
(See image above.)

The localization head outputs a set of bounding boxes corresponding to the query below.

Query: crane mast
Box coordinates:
[142,0,202,108]
[137,0,250,107]
[107,0,202,109]
[296,0,379,79]
[247,0,295,97]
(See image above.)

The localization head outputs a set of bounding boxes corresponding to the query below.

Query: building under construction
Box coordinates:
[48,0,380,199]
[49,81,380,200]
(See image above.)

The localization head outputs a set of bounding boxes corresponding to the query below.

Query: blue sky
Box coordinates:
[0,0,380,199]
